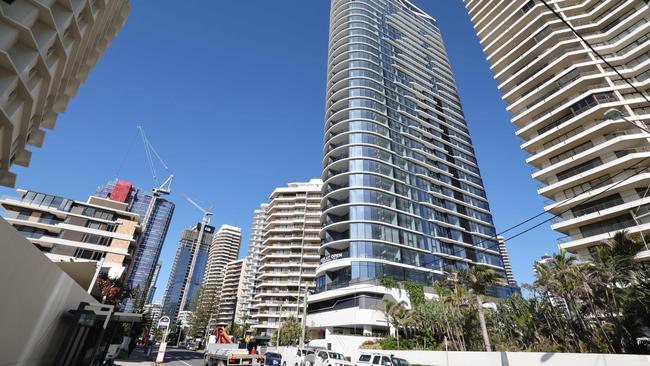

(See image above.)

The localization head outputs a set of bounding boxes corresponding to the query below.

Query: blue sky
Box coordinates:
[0,0,560,300]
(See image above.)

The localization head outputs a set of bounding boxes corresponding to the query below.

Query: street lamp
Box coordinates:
[603,108,627,121]
[604,107,649,134]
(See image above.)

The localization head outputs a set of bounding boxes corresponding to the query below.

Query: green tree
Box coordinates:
[270,317,307,346]
[382,299,415,349]
[226,322,243,339]
[458,265,499,352]
[188,286,212,339]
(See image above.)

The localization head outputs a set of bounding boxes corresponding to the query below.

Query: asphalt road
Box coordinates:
[159,347,204,366]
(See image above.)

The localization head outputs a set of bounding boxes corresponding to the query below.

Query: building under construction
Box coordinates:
[96,179,175,310]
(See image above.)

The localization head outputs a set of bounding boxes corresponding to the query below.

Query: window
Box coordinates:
[579,214,635,237]
[571,193,623,217]
[556,157,602,181]
[549,141,594,165]
[521,0,535,14]
[564,174,611,198]
[16,211,30,220]
[73,248,102,260]
[372,356,381,365]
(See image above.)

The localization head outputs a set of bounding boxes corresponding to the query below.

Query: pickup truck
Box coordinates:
[203,343,264,366]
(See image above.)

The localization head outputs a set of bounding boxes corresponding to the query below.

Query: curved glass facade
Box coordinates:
[317,0,508,292]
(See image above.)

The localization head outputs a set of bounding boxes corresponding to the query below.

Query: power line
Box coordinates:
[471,0,650,246]
[311,156,650,293]
[504,158,650,242]
[270,1,650,297]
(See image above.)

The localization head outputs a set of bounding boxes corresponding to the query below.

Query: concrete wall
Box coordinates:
[366,350,650,366]
[0,217,98,366]
[309,335,650,366]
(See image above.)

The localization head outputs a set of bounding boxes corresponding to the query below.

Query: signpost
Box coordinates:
[157,316,171,363]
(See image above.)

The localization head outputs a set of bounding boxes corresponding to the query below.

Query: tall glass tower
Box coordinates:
[161,223,215,322]
[308,0,513,336]
[96,179,175,310]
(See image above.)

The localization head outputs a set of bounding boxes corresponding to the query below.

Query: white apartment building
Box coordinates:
[251,179,322,340]
[201,224,242,326]
[144,299,163,328]
[465,0,650,260]
[0,189,140,280]
[0,0,130,187]
[216,258,245,326]
[497,236,517,287]
[236,204,268,332]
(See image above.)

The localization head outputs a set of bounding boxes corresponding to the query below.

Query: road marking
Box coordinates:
[179,361,193,366]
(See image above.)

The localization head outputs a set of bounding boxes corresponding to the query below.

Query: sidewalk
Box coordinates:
[115,348,156,366]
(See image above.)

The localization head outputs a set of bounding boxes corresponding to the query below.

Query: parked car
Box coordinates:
[187,342,198,351]
[265,351,282,366]
[356,353,410,366]
[314,351,353,366]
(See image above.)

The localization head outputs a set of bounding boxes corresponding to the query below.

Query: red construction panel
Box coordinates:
[110,180,132,203]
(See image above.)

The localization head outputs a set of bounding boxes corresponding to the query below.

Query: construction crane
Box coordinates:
[137,125,174,196]
[136,125,175,305]
[177,194,213,314]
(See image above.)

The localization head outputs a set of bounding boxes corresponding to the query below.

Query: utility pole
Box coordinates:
[178,195,213,314]
[299,288,308,349]
[276,302,284,346]
[204,313,214,344]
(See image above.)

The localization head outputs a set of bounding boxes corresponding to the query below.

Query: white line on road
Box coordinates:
[180,361,193,366]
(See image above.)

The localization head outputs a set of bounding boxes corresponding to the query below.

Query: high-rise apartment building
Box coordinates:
[0,0,130,187]
[161,223,215,322]
[0,189,140,281]
[144,299,163,328]
[497,236,517,287]
[96,179,175,310]
[147,262,162,304]
[309,0,513,337]
[464,0,650,260]
[252,179,322,340]
[237,204,268,331]
[216,259,245,326]
[200,224,242,327]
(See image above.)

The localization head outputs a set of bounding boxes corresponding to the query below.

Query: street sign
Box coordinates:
[158,316,171,329]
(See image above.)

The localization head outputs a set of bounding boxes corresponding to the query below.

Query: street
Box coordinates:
[159,347,204,366]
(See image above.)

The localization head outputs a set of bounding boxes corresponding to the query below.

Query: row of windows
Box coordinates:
[556,157,602,181]
[351,261,444,286]
[346,240,500,268]
[21,191,73,212]
[345,173,491,225]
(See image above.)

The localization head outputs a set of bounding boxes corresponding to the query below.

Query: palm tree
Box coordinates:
[458,265,499,352]
[587,231,646,352]
[382,299,414,349]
